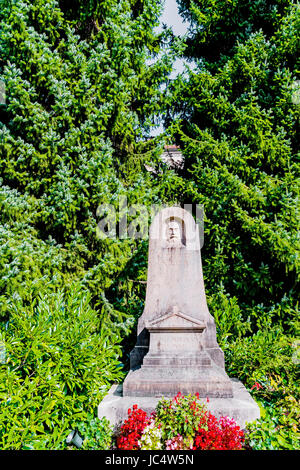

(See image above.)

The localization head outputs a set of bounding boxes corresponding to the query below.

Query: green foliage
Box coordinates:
[167,0,299,328]
[0,284,127,449]
[219,323,299,450]
[0,0,176,330]
[0,0,177,450]
[155,393,206,445]
[245,398,300,450]
[0,0,299,451]
[0,0,173,248]
[169,1,299,284]
[177,0,296,64]
[224,326,299,392]
[74,415,113,450]
[0,181,71,319]
[167,0,299,451]
[207,289,252,348]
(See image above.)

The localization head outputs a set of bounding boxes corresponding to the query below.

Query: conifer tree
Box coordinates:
[0,0,174,308]
[0,0,177,448]
[168,0,299,324]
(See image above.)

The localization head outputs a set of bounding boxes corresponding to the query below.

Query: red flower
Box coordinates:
[116,407,150,450]
[251,382,263,390]
[117,394,244,451]
[193,412,244,450]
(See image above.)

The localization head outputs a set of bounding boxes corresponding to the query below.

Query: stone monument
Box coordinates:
[98,207,260,428]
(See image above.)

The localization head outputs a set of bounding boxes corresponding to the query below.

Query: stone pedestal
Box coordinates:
[98,380,260,430]
[123,307,233,398]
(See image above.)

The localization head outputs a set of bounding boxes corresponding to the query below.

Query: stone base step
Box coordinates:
[98,378,260,430]
[123,364,234,398]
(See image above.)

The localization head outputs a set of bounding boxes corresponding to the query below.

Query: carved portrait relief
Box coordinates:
[164,217,186,247]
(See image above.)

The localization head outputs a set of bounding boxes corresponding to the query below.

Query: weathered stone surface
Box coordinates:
[128,207,225,371]
[123,206,232,397]
[123,366,234,398]
[98,380,261,430]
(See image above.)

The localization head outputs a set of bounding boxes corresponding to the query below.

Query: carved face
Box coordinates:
[166,220,182,244]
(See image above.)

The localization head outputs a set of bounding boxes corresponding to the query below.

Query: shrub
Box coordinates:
[244,398,300,450]
[155,392,206,448]
[0,284,127,449]
[221,324,299,450]
[224,326,299,396]
[71,415,113,450]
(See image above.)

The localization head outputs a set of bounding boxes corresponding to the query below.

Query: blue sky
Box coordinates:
[150,0,191,136]
[159,0,189,36]
[157,0,189,79]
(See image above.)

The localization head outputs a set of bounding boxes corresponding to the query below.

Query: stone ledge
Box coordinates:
[98,378,260,430]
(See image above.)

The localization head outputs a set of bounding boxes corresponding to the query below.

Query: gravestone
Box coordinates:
[123,207,232,397]
[98,207,260,428]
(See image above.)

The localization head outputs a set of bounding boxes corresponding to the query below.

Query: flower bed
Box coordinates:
[116,393,244,450]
